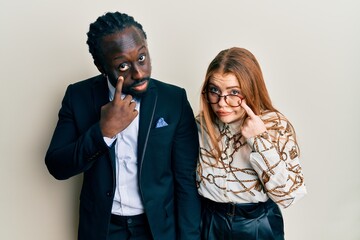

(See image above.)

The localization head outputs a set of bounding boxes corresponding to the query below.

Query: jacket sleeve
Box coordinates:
[45,84,109,180]
[247,112,307,208]
[172,89,201,239]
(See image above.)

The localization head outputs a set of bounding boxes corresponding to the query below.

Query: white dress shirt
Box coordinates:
[103,80,144,216]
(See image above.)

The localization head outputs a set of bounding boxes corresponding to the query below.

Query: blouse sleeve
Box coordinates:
[246,112,307,208]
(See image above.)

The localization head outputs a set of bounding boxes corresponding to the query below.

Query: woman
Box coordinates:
[197,47,306,240]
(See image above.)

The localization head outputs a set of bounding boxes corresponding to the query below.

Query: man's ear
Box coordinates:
[94,60,105,75]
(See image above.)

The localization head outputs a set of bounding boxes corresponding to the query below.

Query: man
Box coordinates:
[45,12,201,240]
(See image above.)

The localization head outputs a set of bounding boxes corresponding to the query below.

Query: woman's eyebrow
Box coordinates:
[225,86,241,89]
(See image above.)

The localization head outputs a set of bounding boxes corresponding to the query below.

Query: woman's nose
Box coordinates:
[217,96,228,107]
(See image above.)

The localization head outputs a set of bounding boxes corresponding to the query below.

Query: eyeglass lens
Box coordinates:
[207,92,242,107]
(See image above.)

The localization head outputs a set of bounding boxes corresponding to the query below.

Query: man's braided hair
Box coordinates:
[86,12,147,63]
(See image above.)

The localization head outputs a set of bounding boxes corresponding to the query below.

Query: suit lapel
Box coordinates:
[91,75,117,176]
[92,75,109,118]
[138,79,158,168]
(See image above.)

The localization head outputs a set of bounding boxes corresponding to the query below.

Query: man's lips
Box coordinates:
[132,80,148,91]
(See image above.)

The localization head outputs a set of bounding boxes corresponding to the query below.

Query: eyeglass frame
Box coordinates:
[202,90,245,107]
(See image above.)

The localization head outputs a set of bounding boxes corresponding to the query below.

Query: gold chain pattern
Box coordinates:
[196,111,306,207]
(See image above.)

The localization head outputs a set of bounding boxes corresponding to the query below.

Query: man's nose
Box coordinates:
[131,64,144,80]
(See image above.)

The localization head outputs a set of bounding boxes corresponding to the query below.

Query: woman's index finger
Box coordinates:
[241,100,256,118]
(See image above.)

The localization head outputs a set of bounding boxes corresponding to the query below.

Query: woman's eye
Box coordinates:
[230,89,241,95]
[119,63,130,71]
[209,86,220,94]
[138,55,146,62]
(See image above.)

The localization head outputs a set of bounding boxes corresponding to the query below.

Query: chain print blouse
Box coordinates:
[196,111,307,208]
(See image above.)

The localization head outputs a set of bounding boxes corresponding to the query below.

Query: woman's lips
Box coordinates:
[216,111,232,117]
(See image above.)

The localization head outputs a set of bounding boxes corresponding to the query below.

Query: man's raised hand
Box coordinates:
[100,76,138,138]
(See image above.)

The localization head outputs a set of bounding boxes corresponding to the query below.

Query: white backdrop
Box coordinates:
[1,0,359,239]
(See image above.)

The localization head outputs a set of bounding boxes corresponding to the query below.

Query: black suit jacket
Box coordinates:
[45,75,201,240]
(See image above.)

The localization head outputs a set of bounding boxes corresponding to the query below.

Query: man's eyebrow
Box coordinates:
[112,45,147,61]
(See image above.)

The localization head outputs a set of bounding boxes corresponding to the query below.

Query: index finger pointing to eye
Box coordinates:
[241,100,256,118]
[113,76,124,102]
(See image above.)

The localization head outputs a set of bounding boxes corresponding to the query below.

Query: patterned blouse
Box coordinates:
[196,111,307,208]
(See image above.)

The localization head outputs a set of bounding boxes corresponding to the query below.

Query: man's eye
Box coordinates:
[119,63,130,71]
[138,55,146,62]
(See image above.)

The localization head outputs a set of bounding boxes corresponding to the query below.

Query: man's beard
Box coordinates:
[122,77,151,99]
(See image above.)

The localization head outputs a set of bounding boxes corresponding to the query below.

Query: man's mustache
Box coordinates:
[130,77,150,88]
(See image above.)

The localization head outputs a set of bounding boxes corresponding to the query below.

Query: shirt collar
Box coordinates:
[216,118,243,135]
[106,78,141,104]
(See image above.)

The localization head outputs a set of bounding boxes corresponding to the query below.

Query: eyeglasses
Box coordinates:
[203,91,244,107]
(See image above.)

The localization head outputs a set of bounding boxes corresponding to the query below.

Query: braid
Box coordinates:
[86,12,147,63]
